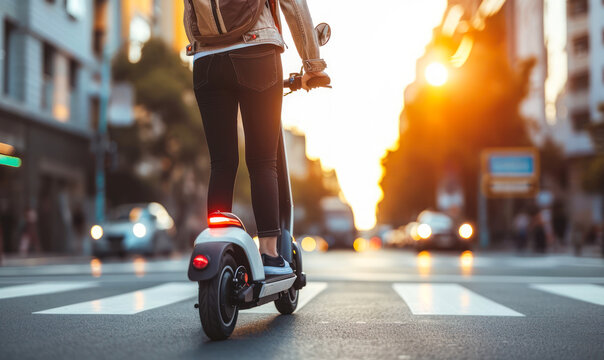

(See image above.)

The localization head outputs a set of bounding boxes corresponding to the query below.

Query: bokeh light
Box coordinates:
[301,236,317,252]
[90,225,103,240]
[133,256,146,278]
[417,250,432,276]
[417,224,432,239]
[353,237,368,252]
[459,223,473,239]
[90,258,102,278]
[425,62,448,86]
[460,250,474,276]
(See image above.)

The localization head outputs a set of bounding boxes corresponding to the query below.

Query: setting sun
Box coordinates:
[281,0,448,229]
[425,62,449,86]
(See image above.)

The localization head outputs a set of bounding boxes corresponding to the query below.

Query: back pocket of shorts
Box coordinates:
[229,49,278,92]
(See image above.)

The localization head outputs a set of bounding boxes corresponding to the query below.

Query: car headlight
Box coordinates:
[417,224,432,239]
[90,225,103,240]
[133,223,147,238]
[459,223,473,239]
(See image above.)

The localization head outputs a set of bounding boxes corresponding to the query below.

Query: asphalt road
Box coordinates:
[1,249,603,360]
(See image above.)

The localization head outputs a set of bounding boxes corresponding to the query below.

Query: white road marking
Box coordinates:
[34,282,196,315]
[392,283,524,316]
[530,284,604,306]
[242,282,327,314]
[310,273,604,284]
[0,282,98,300]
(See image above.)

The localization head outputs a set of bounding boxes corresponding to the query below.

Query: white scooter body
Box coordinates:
[192,227,297,297]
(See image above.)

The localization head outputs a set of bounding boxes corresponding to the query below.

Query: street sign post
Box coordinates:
[481,148,540,198]
[478,148,540,248]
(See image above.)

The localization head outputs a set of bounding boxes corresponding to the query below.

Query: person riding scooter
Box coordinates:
[185,0,329,275]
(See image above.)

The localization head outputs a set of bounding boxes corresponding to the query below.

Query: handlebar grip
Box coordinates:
[307,75,331,89]
[284,75,331,91]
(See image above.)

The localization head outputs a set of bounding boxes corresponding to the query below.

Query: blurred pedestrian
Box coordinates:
[513,211,530,252]
[552,201,568,251]
[18,208,41,256]
[532,211,547,254]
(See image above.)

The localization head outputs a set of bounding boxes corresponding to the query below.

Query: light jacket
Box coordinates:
[184,0,327,73]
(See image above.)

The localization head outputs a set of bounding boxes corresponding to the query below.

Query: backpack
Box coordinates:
[187,0,267,46]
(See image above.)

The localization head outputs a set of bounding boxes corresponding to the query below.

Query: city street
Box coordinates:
[1,249,603,359]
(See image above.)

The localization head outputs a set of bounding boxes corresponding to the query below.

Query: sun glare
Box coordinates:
[425,62,448,86]
[281,1,447,230]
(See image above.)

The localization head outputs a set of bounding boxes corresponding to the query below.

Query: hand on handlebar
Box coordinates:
[302,71,330,91]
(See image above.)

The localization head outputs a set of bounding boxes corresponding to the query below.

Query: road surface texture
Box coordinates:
[1,249,603,359]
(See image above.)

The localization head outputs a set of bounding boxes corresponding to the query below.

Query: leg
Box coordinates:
[230,46,283,255]
[194,56,239,215]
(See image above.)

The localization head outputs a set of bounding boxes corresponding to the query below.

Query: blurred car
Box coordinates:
[91,202,175,257]
[320,197,357,249]
[412,210,474,251]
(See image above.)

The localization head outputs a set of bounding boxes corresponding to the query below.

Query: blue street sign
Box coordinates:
[489,155,535,177]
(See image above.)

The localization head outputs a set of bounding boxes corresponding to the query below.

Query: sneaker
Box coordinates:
[261,254,293,276]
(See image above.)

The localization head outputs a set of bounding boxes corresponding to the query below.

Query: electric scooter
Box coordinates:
[187,23,332,341]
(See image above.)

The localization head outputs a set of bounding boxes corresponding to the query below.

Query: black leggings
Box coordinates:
[193,45,283,237]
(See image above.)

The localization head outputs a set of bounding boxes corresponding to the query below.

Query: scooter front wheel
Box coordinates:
[198,253,238,340]
[274,254,299,315]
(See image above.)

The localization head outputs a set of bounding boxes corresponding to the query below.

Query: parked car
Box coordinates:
[412,210,474,251]
[91,203,175,257]
[320,197,357,249]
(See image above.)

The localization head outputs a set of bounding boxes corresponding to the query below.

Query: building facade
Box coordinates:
[0,0,115,254]
[550,0,604,231]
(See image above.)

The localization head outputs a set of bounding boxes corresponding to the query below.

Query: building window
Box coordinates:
[572,34,589,55]
[42,43,55,110]
[93,0,108,57]
[569,71,589,91]
[567,0,588,16]
[571,110,590,130]
[3,20,16,97]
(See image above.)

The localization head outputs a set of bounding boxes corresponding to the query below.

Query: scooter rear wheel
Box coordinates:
[198,253,238,340]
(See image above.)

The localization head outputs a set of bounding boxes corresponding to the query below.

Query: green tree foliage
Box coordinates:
[378,12,532,226]
[109,39,209,248]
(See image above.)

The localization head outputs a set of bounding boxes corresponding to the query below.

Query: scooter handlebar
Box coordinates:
[284,74,331,92]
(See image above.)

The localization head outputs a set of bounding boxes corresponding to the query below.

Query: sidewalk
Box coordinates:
[0,253,187,267]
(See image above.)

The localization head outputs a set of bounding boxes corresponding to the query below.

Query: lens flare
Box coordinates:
[425,62,448,86]
[301,236,317,252]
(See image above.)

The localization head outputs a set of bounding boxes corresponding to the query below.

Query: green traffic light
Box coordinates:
[0,154,22,168]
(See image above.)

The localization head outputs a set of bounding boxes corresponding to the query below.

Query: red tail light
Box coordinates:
[208,214,243,228]
[192,255,209,269]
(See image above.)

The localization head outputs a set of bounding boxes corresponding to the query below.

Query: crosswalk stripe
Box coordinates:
[242,282,327,314]
[0,282,98,300]
[392,283,524,316]
[530,284,604,306]
[33,282,196,315]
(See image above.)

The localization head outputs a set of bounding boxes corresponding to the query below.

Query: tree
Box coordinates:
[378,11,533,227]
[109,39,209,249]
